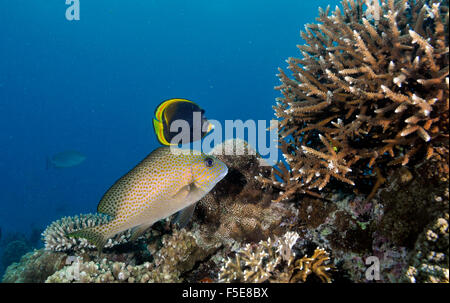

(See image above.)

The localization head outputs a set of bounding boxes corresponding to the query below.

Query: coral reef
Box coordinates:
[3,139,298,283]
[5,130,448,284]
[195,139,297,246]
[148,228,219,282]
[217,231,333,283]
[2,249,68,283]
[257,0,449,201]
[3,1,449,284]
[404,213,449,282]
[290,248,334,283]
[283,158,449,282]
[45,228,216,283]
[1,240,30,272]
[0,230,39,278]
[42,213,134,252]
[376,162,449,247]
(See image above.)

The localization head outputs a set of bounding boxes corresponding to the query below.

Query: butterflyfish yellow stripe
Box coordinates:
[155,98,195,122]
[153,118,172,146]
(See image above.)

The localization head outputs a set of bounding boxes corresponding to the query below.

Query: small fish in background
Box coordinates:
[54,203,68,215]
[69,146,228,253]
[47,150,86,169]
[153,98,214,146]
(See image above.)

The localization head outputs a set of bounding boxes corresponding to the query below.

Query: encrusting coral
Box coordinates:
[257,0,449,201]
[2,249,68,283]
[195,139,297,246]
[45,228,217,283]
[404,213,449,282]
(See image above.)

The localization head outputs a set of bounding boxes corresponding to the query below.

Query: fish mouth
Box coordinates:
[218,166,228,180]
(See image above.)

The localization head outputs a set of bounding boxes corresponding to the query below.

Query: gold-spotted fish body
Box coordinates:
[69,146,228,252]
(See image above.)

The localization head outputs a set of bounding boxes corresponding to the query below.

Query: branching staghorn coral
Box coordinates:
[404,213,449,283]
[42,213,133,252]
[217,231,333,283]
[257,0,449,202]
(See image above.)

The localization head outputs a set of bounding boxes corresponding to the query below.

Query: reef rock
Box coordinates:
[195,139,297,246]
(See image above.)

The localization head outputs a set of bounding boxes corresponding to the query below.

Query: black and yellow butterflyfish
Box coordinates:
[153,98,214,146]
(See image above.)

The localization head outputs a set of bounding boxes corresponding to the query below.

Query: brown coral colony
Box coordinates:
[258,0,449,202]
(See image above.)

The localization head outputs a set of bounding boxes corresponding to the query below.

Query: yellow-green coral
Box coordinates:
[290,248,334,283]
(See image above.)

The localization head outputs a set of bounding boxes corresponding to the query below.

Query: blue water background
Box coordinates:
[0,0,340,263]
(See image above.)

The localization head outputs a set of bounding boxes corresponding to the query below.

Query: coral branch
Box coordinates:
[261,0,449,201]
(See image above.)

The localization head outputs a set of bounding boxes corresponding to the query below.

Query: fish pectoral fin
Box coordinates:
[129,223,152,242]
[171,183,193,201]
[171,183,201,228]
[174,203,197,228]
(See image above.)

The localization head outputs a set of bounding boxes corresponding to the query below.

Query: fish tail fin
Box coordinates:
[68,225,110,255]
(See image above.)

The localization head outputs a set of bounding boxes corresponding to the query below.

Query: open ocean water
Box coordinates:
[0,0,341,275]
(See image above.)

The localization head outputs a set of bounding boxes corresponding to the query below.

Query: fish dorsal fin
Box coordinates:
[174,203,197,228]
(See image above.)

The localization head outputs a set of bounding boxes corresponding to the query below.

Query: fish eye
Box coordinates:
[204,157,214,167]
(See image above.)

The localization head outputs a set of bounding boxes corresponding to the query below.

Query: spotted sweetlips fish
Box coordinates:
[69,146,228,253]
